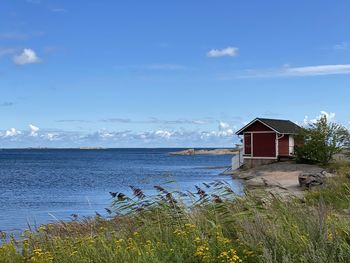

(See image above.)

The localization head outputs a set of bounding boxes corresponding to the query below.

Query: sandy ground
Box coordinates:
[234,162,325,197]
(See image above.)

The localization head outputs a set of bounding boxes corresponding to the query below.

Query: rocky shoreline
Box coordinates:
[232,161,334,198]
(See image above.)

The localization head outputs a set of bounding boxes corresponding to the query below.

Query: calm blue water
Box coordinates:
[0,148,242,233]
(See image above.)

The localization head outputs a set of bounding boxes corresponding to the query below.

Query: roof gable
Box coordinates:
[236,118,301,135]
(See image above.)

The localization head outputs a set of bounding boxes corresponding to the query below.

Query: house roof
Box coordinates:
[236,118,301,135]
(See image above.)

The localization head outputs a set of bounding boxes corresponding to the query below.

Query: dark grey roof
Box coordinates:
[257,118,301,134]
[236,118,301,135]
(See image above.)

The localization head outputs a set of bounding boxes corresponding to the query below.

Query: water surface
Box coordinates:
[0,148,242,233]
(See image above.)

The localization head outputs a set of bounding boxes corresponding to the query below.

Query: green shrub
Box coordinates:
[295,116,350,165]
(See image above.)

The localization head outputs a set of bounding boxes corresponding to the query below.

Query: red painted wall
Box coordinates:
[243,121,273,132]
[278,135,289,156]
[253,133,276,157]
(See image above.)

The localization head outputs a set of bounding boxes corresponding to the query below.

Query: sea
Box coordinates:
[0,148,242,234]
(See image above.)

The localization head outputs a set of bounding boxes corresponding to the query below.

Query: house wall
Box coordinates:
[243,121,273,132]
[278,135,290,156]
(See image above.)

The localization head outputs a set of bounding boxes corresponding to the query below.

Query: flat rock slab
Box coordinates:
[235,161,325,197]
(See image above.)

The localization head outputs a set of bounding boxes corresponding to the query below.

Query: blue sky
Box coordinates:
[1,0,350,147]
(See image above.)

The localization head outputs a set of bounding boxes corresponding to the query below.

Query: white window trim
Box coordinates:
[289,135,295,155]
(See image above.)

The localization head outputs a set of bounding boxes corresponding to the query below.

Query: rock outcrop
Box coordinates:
[298,170,335,189]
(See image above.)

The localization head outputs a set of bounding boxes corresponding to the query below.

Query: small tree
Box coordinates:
[295,115,350,165]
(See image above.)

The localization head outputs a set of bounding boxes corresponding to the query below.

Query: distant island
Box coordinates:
[79,147,106,150]
[170,148,239,155]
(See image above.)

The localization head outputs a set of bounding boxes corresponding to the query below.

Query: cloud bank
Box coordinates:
[0,122,238,148]
[1,112,346,148]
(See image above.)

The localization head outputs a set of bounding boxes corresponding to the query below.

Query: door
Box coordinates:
[252,133,276,157]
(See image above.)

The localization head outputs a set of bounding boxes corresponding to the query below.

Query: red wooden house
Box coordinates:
[236,118,301,167]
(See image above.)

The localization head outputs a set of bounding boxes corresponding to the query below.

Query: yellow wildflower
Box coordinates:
[194,237,201,244]
[328,232,333,241]
[194,245,210,261]
[115,239,124,249]
[218,248,241,263]
[184,223,196,230]
[30,248,54,263]
[173,228,186,237]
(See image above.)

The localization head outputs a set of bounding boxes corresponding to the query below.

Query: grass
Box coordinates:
[0,162,350,263]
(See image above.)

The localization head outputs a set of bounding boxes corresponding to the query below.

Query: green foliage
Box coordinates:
[295,116,350,165]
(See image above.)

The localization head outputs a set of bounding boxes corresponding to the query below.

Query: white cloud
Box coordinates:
[233,64,350,79]
[4,128,21,137]
[44,133,59,141]
[320,111,336,121]
[13,48,41,65]
[217,121,234,137]
[155,130,173,139]
[285,64,350,76]
[219,121,230,130]
[98,130,114,139]
[29,124,40,136]
[192,120,207,125]
[0,123,239,147]
[303,111,336,125]
[207,47,238,57]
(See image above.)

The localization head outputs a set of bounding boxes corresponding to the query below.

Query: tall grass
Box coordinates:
[0,163,350,263]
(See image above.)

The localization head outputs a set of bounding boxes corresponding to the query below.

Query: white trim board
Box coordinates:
[243,157,278,160]
[243,131,275,134]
